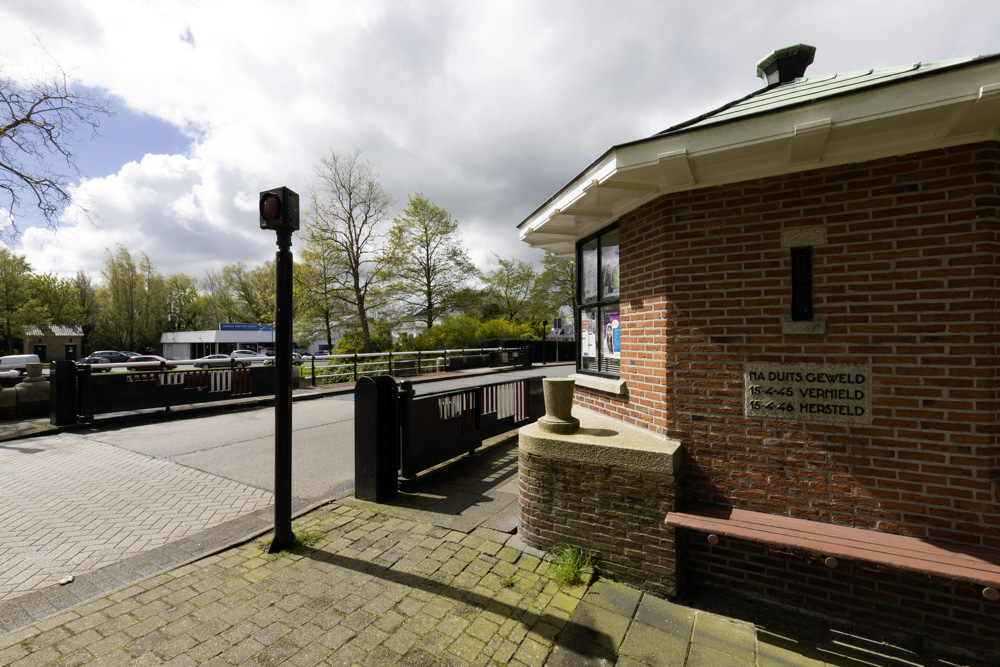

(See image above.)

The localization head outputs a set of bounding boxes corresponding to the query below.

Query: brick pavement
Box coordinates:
[1,436,956,666]
[0,433,272,602]
[0,497,945,667]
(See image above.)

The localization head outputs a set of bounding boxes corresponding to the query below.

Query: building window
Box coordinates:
[577,224,620,377]
[790,247,813,321]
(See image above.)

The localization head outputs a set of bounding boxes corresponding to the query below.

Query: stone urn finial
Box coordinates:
[538,377,579,435]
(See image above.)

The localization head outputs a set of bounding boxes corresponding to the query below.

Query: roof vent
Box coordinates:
[756,44,816,86]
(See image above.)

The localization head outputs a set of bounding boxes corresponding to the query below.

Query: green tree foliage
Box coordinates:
[222,261,274,324]
[384,193,473,329]
[196,262,274,327]
[535,254,575,320]
[304,149,395,353]
[400,314,480,351]
[163,273,201,332]
[97,245,167,352]
[294,241,349,350]
[0,249,41,353]
[333,321,394,355]
[72,269,99,341]
[474,318,539,346]
[29,273,86,328]
[480,254,538,322]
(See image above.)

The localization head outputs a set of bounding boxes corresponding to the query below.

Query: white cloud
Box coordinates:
[3,0,1000,282]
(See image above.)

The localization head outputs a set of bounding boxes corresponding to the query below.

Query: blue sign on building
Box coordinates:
[219,323,275,332]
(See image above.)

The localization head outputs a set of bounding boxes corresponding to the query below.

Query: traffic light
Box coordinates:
[259,187,300,232]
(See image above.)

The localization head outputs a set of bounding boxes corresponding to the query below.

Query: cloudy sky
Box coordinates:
[2,0,998,282]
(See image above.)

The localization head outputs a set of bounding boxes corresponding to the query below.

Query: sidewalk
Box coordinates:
[1,437,944,666]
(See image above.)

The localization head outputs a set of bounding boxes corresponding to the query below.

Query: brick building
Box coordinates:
[517,45,999,661]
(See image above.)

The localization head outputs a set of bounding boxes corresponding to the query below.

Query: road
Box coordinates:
[86,364,574,503]
[0,364,573,604]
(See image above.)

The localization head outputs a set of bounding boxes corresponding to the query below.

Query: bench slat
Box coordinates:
[665,504,1000,588]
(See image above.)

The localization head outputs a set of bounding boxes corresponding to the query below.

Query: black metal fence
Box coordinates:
[49,361,276,425]
[354,375,544,501]
[304,345,529,386]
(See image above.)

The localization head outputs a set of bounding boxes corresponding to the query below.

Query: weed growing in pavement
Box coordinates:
[548,544,593,587]
[255,529,325,553]
[500,576,516,588]
[294,530,324,548]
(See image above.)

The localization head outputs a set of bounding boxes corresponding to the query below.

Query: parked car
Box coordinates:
[193,353,248,369]
[76,356,113,372]
[126,355,177,371]
[264,353,303,366]
[231,349,265,365]
[0,354,40,375]
[90,350,131,363]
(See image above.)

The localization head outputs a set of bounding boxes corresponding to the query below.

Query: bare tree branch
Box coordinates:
[0,58,111,237]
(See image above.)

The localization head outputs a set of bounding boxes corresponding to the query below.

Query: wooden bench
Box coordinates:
[665,504,1000,598]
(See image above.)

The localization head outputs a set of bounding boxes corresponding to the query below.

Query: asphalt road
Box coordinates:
[83,364,575,505]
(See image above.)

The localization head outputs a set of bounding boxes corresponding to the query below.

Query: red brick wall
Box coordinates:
[518,450,678,597]
[575,142,999,545]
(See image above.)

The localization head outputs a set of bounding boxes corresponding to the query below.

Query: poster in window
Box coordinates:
[603,308,620,359]
[580,310,597,358]
[601,241,619,300]
[582,241,598,303]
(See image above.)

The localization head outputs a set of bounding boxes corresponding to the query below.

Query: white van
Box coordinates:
[0,354,41,375]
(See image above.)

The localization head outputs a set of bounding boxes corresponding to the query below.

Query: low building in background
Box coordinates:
[161,323,277,359]
[23,325,84,362]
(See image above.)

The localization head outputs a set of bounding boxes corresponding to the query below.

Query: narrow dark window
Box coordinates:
[791,247,813,321]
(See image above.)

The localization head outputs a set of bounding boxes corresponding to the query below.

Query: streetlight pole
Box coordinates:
[259,187,298,553]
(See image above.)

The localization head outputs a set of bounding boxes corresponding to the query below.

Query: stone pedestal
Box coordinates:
[518,407,683,597]
[538,377,579,434]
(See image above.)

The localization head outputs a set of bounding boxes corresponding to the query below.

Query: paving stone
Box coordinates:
[561,600,630,651]
[691,611,757,665]
[619,619,691,666]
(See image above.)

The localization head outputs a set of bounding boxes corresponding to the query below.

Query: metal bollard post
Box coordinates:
[49,360,78,426]
[354,376,399,502]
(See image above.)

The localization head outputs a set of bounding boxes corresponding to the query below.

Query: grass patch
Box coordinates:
[295,530,324,548]
[256,529,325,553]
[549,544,593,587]
[500,576,516,588]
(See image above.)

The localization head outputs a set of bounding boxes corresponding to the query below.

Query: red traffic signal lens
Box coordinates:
[260,193,280,222]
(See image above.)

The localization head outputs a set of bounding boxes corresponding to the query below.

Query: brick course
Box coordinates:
[518,450,678,597]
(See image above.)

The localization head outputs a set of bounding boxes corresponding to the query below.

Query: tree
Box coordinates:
[221,261,274,324]
[30,273,86,326]
[385,193,474,329]
[481,254,538,322]
[399,314,480,351]
[1,58,111,236]
[535,253,575,321]
[163,273,201,332]
[0,249,37,353]
[98,245,167,352]
[303,149,395,353]
[196,262,274,327]
[294,241,349,351]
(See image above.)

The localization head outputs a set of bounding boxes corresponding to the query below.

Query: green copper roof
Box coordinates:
[651,54,999,139]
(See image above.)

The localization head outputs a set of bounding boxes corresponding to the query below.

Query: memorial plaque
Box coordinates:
[744,362,872,425]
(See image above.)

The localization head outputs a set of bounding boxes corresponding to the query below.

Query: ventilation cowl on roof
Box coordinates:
[756,44,816,86]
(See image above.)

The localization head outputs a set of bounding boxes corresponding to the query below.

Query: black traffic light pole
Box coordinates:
[260,187,298,553]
